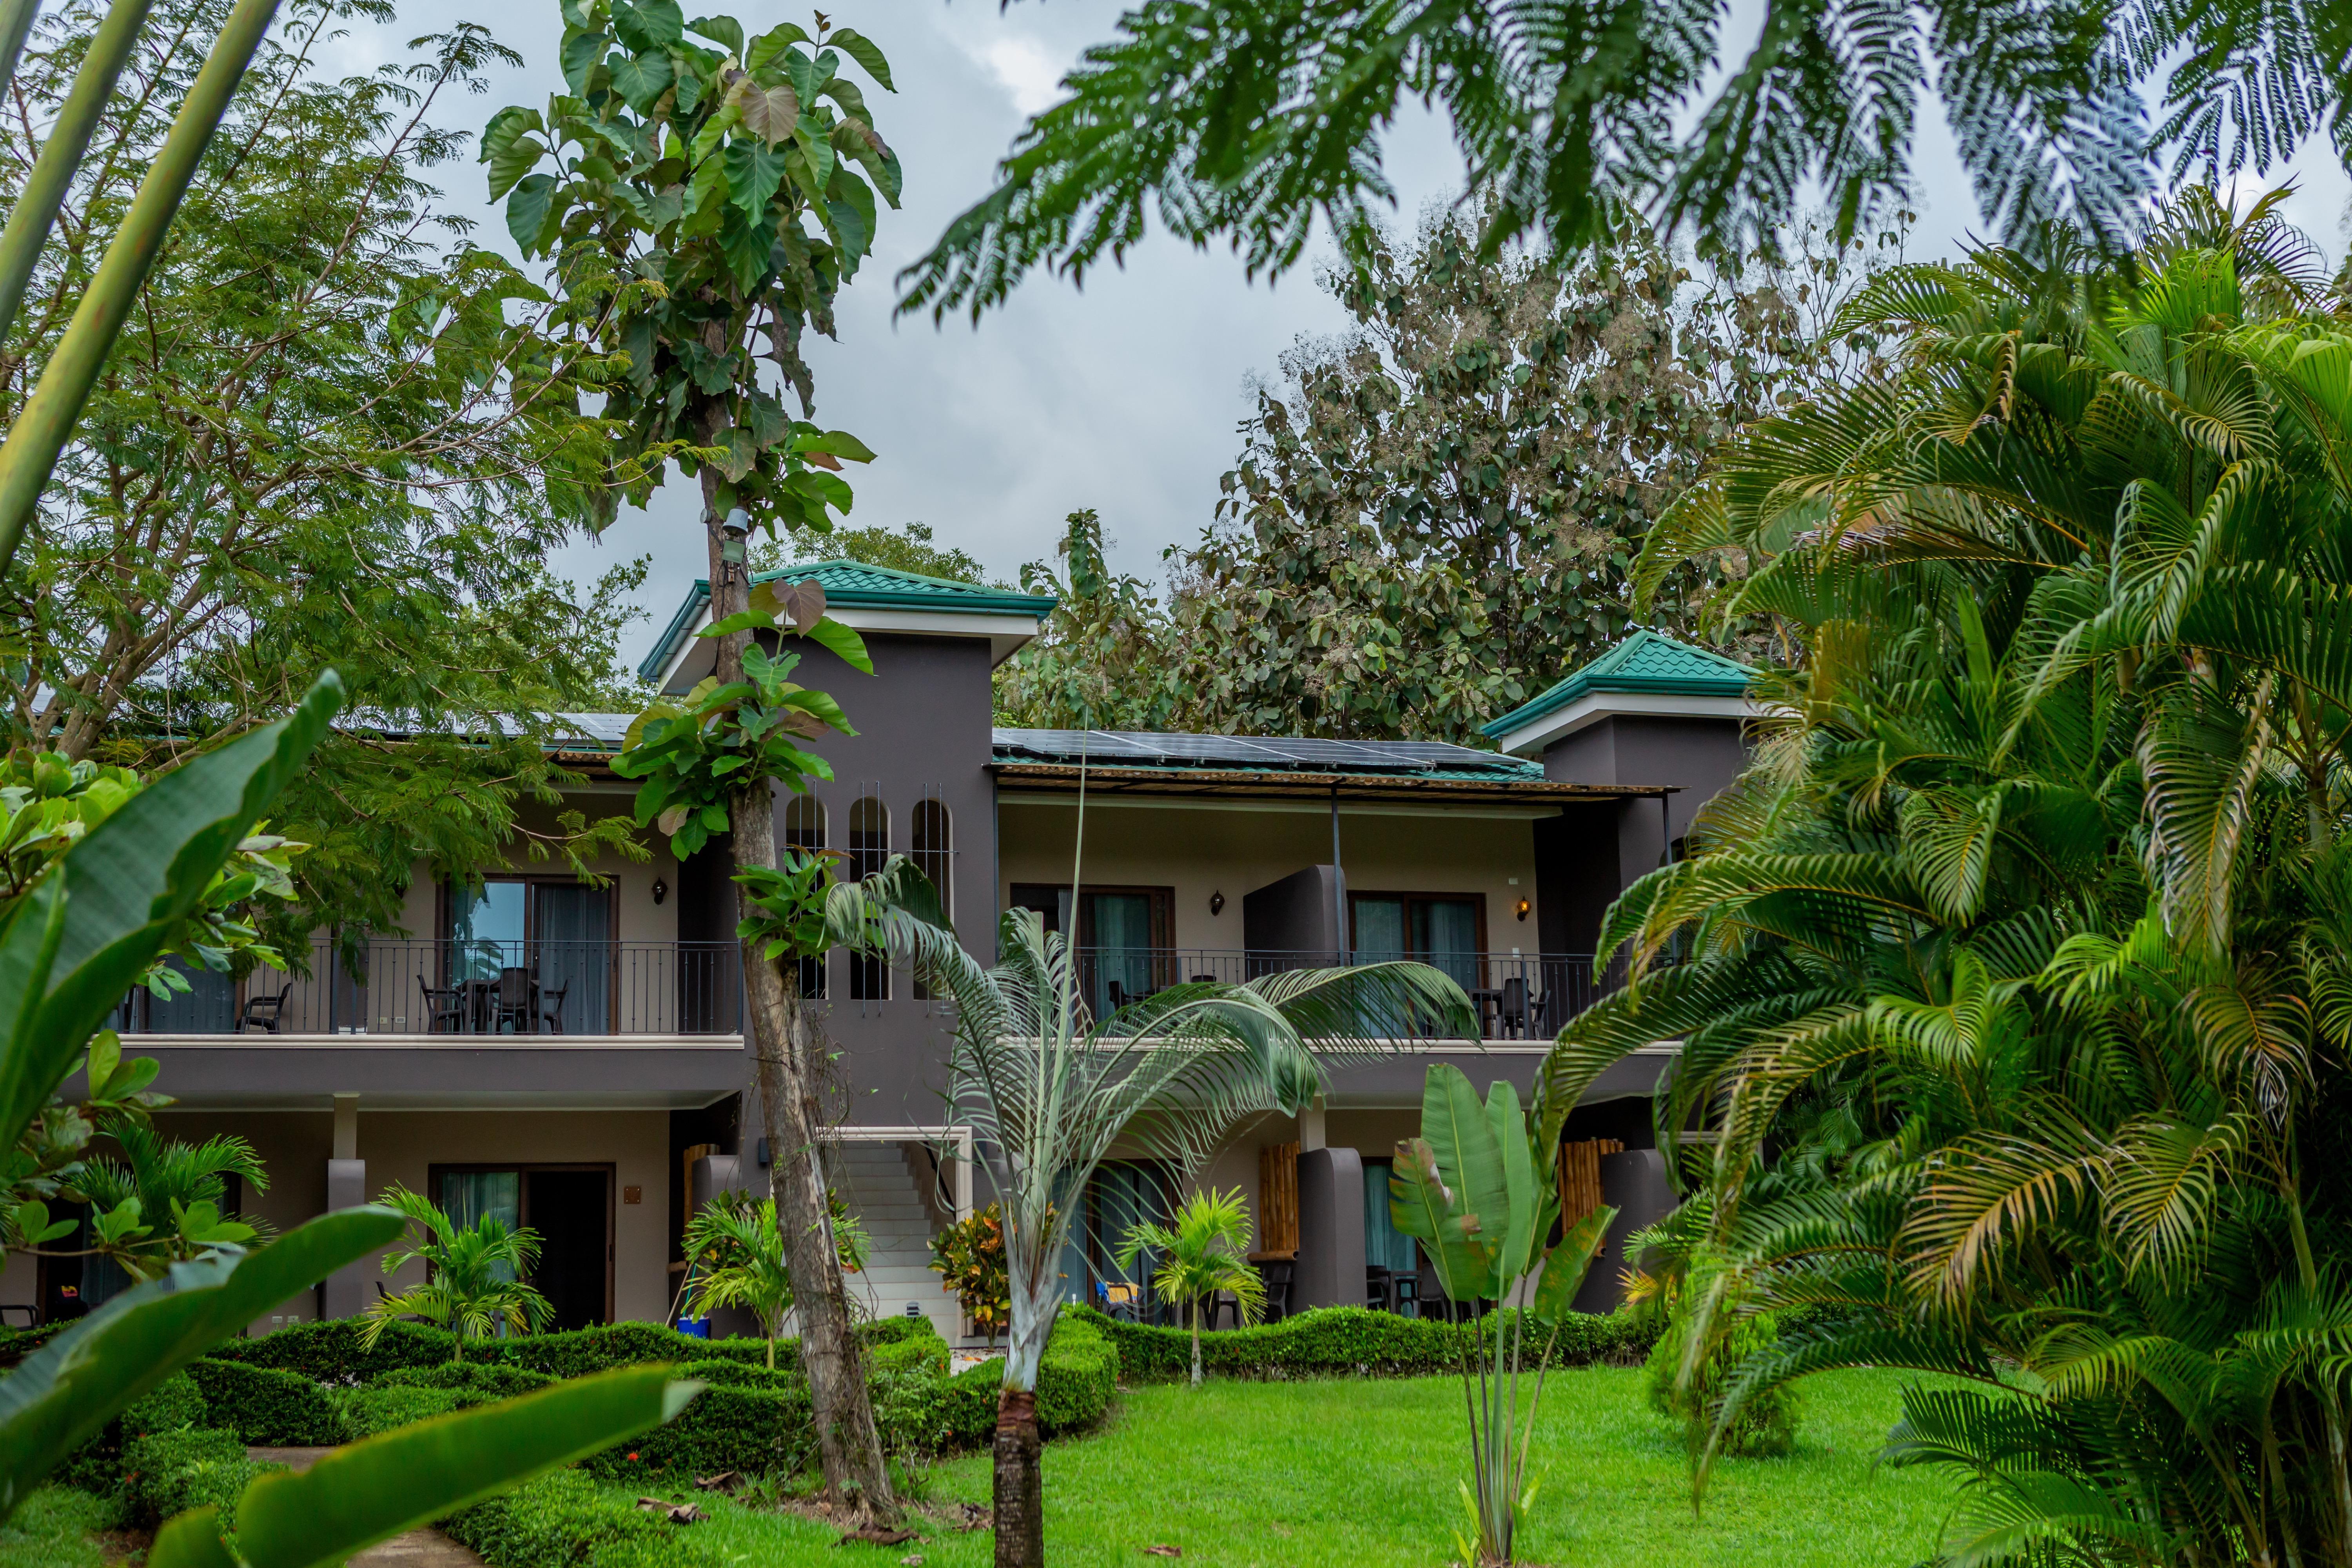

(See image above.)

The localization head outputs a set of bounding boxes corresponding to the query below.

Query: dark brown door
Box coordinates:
[523,1168,612,1329]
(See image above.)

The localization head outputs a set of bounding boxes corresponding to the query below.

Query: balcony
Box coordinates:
[114,940,743,1038]
[1062,949,1626,1042]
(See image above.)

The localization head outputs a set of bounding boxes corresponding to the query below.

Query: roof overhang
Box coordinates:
[1490,690,1755,758]
[646,594,1044,693]
[988,761,1668,808]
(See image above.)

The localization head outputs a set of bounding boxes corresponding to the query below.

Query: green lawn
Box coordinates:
[683,1366,1959,1567]
[0,1487,118,1568]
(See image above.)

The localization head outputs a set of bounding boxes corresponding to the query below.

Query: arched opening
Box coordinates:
[849,793,889,1000]
[911,799,952,1000]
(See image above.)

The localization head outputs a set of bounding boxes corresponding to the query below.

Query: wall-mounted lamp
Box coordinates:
[652,877,669,906]
[1515,898,1530,922]
[1209,890,1225,916]
[718,506,751,568]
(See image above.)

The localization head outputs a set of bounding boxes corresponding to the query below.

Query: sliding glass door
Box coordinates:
[446,880,611,1033]
[433,1164,611,1330]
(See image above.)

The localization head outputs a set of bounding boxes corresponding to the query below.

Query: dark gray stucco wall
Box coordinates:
[1243,865,1347,960]
[1295,1146,1367,1310]
[1535,715,1750,953]
[756,630,1000,1129]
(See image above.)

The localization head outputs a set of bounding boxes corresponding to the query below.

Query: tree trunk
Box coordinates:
[994,1387,1045,1568]
[704,449,897,1529]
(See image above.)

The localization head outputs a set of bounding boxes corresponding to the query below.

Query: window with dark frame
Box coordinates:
[911,799,951,999]
[1006,884,1173,1017]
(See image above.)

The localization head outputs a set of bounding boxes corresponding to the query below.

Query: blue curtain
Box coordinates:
[1362,1159,1418,1272]
[1087,893,1155,1016]
[438,1170,521,1284]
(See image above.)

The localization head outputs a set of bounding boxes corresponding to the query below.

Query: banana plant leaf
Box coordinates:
[147,1365,703,1568]
[0,672,341,1156]
[1484,1076,1546,1288]
[1390,1065,1512,1300]
[0,1204,402,1517]
[1529,1205,1618,1323]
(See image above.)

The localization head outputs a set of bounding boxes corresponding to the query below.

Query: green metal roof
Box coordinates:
[1479,630,1754,742]
[638,559,1056,681]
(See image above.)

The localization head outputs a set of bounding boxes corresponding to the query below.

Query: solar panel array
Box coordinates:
[991,728,1532,777]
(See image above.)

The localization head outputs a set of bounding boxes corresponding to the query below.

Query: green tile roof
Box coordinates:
[638,559,1056,681]
[1479,630,1754,743]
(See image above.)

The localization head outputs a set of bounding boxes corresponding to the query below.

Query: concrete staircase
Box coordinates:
[831,1141,962,1344]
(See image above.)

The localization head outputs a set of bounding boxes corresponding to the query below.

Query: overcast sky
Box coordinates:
[318,2,2352,674]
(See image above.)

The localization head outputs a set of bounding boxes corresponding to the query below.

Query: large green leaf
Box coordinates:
[1419,1063,1508,1297]
[147,1367,702,1568]
[1388,1136,1483,1302]
[0,673,341,1159]
[1529,1205,1617,1323]
[0,1205,402,1516]
[608,49,675,115]
[824,26,893,91]
[1483,1077,1543,1284]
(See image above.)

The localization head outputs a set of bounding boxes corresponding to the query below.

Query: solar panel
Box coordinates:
[992,728,1532,776]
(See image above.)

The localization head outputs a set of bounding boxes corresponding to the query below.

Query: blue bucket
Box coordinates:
[677,1316,712,1339]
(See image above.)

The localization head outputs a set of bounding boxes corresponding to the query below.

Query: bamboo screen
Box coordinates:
[1558,1138,1623,1226]
[1256,1141,1300,1255]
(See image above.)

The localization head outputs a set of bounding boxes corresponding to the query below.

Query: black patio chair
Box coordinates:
[1257,1259,1295,1322]
[493,967,536,1033]
[1367,1265,1394,1312]
[536,979,570,1034]
[417,974,465,1034]
[1497,976,1530,1039]
[240,983,294,1034]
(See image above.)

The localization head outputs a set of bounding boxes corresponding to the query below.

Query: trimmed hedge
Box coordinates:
[123,1427,279,1533]
[1071,1302,1659,1382]
[208,1314,934,1384]
[374,1362,557,1399]
[936,1308,1120,1448]
[189,1358,339,1446]
[58,1370,207,1492]
[583,1373,813,1481]
[443,1470,725,1568]
[346,1383,490,1440]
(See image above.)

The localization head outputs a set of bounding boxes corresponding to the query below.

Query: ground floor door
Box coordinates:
[433,1163,613,1330]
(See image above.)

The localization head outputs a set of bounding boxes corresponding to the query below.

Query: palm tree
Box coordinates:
[831,857,1474,1568]
[682,1191,871,1370]
[363,1185,552,1362]
[1532,188,2352,1566]
[1116,1187,1265,1387]
[72,1124,267,1278]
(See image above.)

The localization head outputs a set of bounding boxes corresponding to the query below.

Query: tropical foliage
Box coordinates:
[363,1186,555,1361]
[992,508,1178,731]
[681,1189,869,1369]
[897,0,2345,319]
[1539,188,2352,1565]
[0,0,646,943]
[927,1203,1013,1350]
[1115,1187,1264,1387]
[1390,1064,1613,1566]
[836,857,1477,1567]
[67,1125,266,1279]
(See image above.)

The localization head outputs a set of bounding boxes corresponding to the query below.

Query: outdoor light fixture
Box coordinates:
[1515,898,1530,921]
[718,506,751,566]
[651,877,668,906]
[1209,890,1225,916]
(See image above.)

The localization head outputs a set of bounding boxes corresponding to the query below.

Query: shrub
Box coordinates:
[123,1427,278,1532]
[337,1383,478,1441]
[207,1318,451,1384]
[665,1357,799,1392]
[374,1362,557,1399]
[57,1371,207,1492]
[939,1308,1119,1447]
[189,1358,338,1446]
[1074,1302,1659,1382]
[581,1376,815,1481]
[443,1470,726,1568]
[0,1322,66,1369]
[1642,1307,1801,1458]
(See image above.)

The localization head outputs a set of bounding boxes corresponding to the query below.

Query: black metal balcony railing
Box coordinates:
[115,940,743,1037]
[1061,949,1626,1041]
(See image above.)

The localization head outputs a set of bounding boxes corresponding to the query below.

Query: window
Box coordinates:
[911,800,952,1000]
[911,799,952,914]
[432,1163,614,1330]
[1007,884,1174,1017]
[784,796,827,998]
[1051,1160,1175,1315]
[1362,1158,1420,1273]
[849,795,889,999]
[1350,892,1484,994]
[444,879,613,1033]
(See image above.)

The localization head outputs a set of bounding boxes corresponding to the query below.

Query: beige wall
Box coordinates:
[998,798,1545,954]
[154,1107,673,1328]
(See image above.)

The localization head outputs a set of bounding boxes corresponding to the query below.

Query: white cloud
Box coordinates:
[979,36,1065,117]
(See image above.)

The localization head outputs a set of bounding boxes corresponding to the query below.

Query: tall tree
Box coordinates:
[1541,189,2352,1566]
[1163,212,1887,741]
[897,0,2347,318]
[992,508,1178,730]
[490,0,903,1523]
[0,0,647,938]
